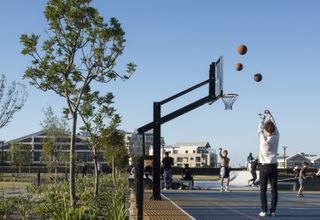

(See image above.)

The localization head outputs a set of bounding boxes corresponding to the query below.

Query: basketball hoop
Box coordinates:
[222,93,239,110]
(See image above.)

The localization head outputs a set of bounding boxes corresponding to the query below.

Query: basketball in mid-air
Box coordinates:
[234,63,243,71]
[254,73,263,82]
[237,44,247,55]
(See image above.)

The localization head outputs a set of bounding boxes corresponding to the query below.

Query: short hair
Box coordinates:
[264,120,276,134]
[304,162,309,166]
[165,151,170,156]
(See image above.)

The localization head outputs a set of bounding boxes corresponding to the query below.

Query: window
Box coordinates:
[190,157,194,161]
[183,157,188,162]
[34,152,41,162]
[193,150,196,154]
[196,157,201,162]
[177,157,183,162]
[173,150,178,154]
[196,163,201,167]
[185,150,188,154]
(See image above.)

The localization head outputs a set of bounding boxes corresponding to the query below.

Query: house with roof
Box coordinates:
[284,153,312,169]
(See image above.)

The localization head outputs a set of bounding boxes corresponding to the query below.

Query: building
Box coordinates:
[0,130,95,164]
[150,142,217,168]
[124,130,165,164]
[278,153,315,169]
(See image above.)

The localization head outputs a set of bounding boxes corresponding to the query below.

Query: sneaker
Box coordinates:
[225,188,231,192]
[259,212,267,217]
[271,212,276,217]
[220,188,224,192]
[163,187,167,190]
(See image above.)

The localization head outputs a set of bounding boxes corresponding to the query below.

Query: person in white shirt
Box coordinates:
[258,110,280,217]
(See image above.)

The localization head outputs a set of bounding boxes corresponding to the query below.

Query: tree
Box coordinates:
[102,116,128,187]
[40,106,69,174]
[79,92,116,196]
[0,74,27,130]
[20,0,135,206]
[9,144,32,173]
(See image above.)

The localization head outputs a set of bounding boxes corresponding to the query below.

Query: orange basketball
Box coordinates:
[234,63,243,71]
[237,44,248,55]
[254,73,262,82]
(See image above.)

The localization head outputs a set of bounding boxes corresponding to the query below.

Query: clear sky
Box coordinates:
[1,0,320,166]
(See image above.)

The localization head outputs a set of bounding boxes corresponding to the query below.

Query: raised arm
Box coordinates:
[219,148,223,158]
[265,110,276,125]
[258,113,267,142]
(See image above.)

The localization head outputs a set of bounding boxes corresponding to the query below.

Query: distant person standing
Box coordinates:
[219,148,231,192]
[162,152,174,190]
[297,162,309,197]
[258,110,280,217]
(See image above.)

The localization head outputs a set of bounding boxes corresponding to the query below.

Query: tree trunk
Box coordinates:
[112,156,115,187]
[69,112,77,207]
[93,148,99,196]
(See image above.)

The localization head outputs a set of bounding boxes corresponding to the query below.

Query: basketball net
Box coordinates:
[222,93,239,110]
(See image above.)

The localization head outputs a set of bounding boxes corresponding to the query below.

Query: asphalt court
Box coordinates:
[162,191,320,220]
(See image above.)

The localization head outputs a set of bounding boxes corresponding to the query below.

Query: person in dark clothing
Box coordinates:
[249,158,259,186]
[162,151,174,189]
[144,162,153,187]
[181,164,194,189]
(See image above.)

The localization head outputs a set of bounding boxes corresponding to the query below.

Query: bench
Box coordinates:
[161,179,193,190]
[277,182,296,192]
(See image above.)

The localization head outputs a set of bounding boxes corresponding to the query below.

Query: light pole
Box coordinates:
[283,146,288,174]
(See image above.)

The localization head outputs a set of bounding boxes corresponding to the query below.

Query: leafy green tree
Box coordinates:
[9,144,32,173]
[102,116,128,187]
[0,74,27,130]
[20,0,135,206]
[79,92,116,196]
[40,106,69,174]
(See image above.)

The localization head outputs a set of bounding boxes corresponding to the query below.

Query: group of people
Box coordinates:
[219,110,280,217]
[141,109,319,217]
[161,151,194,190]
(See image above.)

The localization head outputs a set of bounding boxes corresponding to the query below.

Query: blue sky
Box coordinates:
[1,0,320,166]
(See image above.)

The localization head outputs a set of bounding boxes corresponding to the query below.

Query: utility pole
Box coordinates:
[283,146,288,174]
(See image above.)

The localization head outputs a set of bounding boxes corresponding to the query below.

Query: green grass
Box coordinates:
[0,182,31,190]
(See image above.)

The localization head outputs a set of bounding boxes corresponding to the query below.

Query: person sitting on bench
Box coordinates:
[180,164,194,189]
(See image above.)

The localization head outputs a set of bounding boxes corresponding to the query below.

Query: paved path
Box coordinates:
[130,190,192,220]
[163,191,320,220]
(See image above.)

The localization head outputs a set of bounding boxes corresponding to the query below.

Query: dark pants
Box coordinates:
[250,170,257,184]
[259,164,278,213]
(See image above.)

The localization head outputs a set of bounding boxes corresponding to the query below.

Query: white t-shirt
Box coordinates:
[258,117,280,164]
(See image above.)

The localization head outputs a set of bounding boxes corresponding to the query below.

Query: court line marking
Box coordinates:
[161,193,196,220]
[217,203,259,220]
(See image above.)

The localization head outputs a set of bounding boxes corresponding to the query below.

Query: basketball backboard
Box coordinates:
[215,56,223,97]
